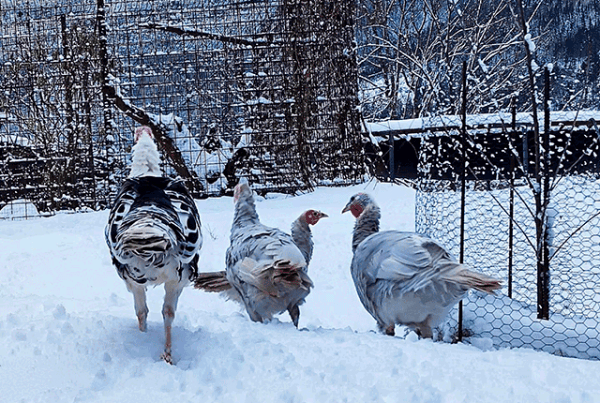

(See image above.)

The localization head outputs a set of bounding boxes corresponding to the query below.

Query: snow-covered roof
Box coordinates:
[364,111,600,138]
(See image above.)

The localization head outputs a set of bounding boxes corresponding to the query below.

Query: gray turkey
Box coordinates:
[194,180,326,327]
[342,193,501,339]
[105,126,202,364]
[194,208,327,298]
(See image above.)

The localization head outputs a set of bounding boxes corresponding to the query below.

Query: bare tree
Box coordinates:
[357,0,525,120]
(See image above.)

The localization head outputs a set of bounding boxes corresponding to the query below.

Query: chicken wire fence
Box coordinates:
[0,0,364,218]
[413,80,600,359]
[4,0,600,362]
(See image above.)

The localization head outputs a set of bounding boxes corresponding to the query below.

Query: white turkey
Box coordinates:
[342,192,501,338]
[194,180,325,327]
[105,126,202,364]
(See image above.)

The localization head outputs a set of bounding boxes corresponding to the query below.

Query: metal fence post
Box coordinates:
[389,132,395,181]
[458,61,468,341]
[97,0,114,205]
[537,67,551,319]
[509,99,516,299]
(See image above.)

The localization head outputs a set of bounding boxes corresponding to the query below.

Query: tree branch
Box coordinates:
[140,22,274,47]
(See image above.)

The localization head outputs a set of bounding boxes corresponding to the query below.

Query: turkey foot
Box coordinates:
[161,322,174,365]
[161,326,173,365]
[415,326,433,339]
[161,350,174,365]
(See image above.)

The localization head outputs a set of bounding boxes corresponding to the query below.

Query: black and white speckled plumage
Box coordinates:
[224,179,312,326]
[343,193,501,338]
[106,176,202,284]
[105,127,202,364]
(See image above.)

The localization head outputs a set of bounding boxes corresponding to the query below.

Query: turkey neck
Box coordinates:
[232,190,260,229]
[291,216,313,264]
[129,135,161,178]
[352,205,380,252]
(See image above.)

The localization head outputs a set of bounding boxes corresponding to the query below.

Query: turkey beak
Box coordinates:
[321,212,329,218]
[341,203,351,214]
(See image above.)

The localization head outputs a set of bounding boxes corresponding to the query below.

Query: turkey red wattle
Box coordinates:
[129,127,162,178]
[134,125,153,142]
[305,209,328,225]
[342,193,369,218]
[350,204,363,218]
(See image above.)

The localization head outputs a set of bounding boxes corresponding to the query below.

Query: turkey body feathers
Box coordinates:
[106,176,202,285]
[352,231,474,333]
[106,127,202,364]
[224,180,312,325]
[194,208,322,325]
[344,193,500,338]
[226,222,311,323]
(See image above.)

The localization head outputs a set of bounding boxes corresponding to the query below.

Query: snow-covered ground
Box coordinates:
[2,182,600,403]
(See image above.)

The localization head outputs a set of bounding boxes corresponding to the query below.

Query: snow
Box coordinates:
[0,199,41,220]
[364,110,600,138]
[477,58,489,74]
[2,182,600,402]
[525,33,537,53]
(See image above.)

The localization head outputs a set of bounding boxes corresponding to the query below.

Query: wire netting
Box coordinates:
[0,0,364,218]
[415,108,600,359]
[4,0,600,362]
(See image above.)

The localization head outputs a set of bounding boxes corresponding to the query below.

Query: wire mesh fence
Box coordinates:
[0,0,364,218]
[413,65,600,359]
[3,0,600,362]
[416,177,600,359]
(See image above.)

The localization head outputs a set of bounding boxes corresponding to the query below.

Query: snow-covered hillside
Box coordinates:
[1,182,600,403]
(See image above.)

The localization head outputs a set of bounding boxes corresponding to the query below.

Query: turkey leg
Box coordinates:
[160,280,184,364]
[126,280,148,332]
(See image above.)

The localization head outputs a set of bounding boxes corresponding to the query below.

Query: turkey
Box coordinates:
[105,126,202,364]
[194,180,325,327]
[342,193,501,339]
[194,208,327,299]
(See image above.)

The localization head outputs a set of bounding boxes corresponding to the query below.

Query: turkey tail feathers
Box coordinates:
[272,262,311,290]
[194,271,232,292]
[455,269,502,294]
[235,257,311,297]
[116,217,177,256]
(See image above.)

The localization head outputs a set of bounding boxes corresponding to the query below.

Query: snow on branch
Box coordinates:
[139,23,275,47]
